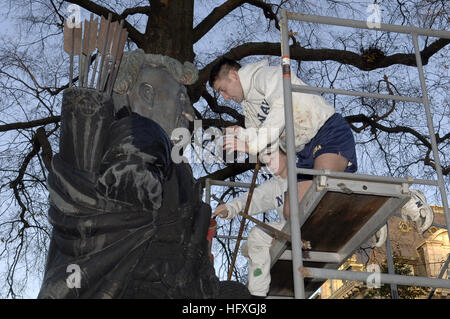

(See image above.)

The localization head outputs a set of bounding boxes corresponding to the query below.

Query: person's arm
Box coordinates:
[235,67,286,155]
[214,178,280,220]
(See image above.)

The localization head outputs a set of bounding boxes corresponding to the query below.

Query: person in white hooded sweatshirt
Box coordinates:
[210,58,434,297]
[209,57,358,220]
[214,150,288,298]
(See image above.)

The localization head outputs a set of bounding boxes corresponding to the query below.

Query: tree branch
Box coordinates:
[197,163,255,186]
[187,118,240,132]
[193,0,289,44]
[120,6,150,19]
[9,127,55,189]
[0,116,61,133]
[202,91,245,125]
[345,114,432,148]
[215,38,450,71]
[189,38,449,104]
[193,0,245,43]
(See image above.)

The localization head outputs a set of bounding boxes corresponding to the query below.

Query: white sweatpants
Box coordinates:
[242,221,285,297]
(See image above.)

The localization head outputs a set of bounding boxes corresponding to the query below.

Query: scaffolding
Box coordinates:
[278,9,450,299]
[206,177,450,298]
[205,10,450,299]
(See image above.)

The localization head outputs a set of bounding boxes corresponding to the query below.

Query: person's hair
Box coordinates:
[208,57,241,88]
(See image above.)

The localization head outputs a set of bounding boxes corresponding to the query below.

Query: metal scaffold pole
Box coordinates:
[274,10,450,299]
[385,223,399,299]
[411,33,450,242]
[280,8,306,299]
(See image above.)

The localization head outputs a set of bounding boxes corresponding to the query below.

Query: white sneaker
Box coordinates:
[401,190,434,233]
[373,224,387,248]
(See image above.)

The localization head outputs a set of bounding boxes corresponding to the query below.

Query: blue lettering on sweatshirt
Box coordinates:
[257,113,267,122]
[257,99,270,122]
[276,195,283,207]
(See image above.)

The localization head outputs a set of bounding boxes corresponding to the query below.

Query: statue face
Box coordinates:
[114,65,194,137]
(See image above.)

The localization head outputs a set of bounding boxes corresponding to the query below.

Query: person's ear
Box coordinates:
[229,69,240,81]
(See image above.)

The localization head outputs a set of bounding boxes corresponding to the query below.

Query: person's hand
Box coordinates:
[213,204,229,218]
[223,135,249,154]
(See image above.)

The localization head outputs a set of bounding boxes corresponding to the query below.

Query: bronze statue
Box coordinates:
[38,49,249,299]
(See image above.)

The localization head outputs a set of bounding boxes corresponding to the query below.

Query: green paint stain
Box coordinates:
[253,268,262,277]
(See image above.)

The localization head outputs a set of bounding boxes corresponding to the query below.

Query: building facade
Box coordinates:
[319,206,449,299]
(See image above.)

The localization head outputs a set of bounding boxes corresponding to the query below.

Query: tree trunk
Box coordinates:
[143,0,195,63]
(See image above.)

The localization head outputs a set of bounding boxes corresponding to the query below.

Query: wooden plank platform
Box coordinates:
[302,192,390,252]
[268,175,411,298]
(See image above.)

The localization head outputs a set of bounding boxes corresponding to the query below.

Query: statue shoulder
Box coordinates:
[105,110,173,174]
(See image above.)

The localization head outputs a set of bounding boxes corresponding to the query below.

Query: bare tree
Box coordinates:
[0,0,448,297]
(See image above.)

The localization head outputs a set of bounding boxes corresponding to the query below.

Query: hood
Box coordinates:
[238,59,269,100]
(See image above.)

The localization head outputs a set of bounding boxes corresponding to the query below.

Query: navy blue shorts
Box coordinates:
[296,113,357,182]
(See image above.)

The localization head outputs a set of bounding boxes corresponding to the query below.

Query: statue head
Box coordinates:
[112,49,197,137]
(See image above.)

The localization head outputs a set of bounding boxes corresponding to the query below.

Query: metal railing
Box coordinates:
[205,179,259,242]
[279,9,450,299]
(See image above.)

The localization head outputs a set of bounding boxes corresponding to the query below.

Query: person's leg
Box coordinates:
[283,112,357,220]
[284,153,349,220]
[246,222,284,297]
